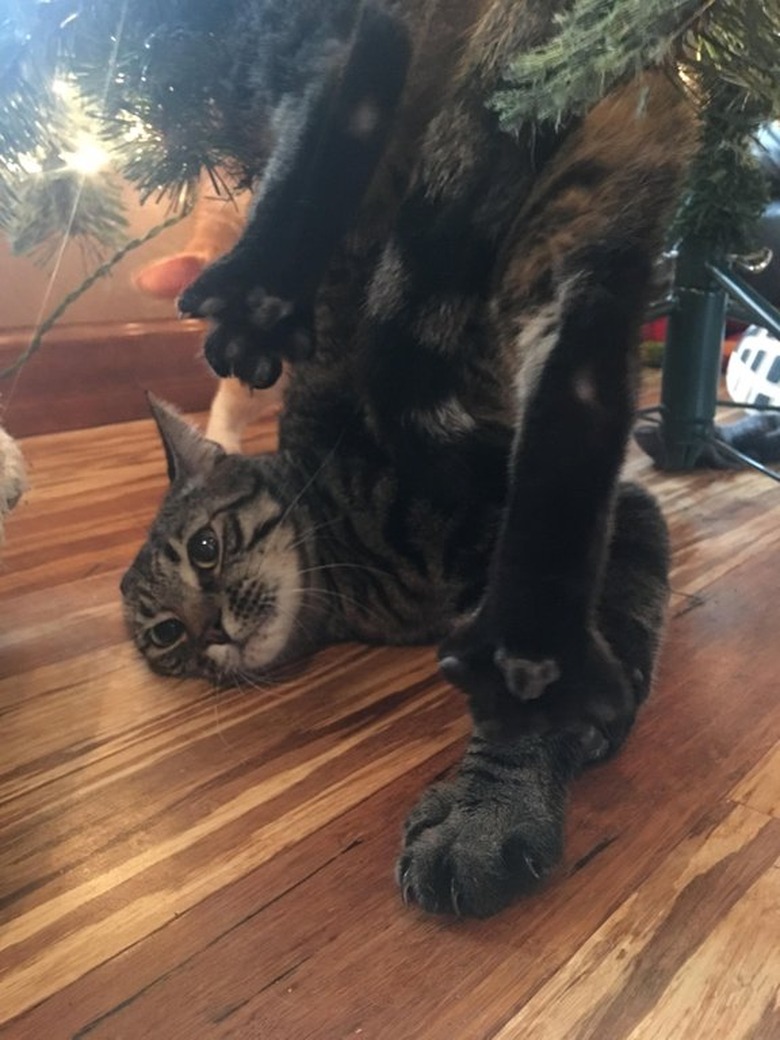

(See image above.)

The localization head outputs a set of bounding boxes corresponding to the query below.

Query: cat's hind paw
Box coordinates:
[178,249,314,387]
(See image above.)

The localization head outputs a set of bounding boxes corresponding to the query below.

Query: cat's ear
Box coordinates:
[147,394,224,483]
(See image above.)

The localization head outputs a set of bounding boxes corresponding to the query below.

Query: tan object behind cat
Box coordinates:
[133,176,281,452]
[0,425,27,544]
[204,373,285,453]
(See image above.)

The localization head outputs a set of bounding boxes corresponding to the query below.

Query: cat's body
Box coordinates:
[123,0,695,916]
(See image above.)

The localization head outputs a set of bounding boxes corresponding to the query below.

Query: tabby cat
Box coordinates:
[121,0,694,917]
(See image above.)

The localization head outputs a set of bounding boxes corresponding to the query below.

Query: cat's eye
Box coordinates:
[187,526,220,570]
[149,617,186,648]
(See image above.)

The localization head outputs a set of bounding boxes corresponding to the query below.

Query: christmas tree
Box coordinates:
[0,0,779,389]
[1,1,778,257]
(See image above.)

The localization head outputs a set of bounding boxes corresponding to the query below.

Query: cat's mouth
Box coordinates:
[202,641,245,676]
[200,637,286,686]
[196,579,301,685]
[200,611,281,682]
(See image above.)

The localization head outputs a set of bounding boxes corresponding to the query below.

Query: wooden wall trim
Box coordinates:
[0,319,215,438]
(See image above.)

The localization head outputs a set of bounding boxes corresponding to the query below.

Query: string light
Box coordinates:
[61,135,110,175]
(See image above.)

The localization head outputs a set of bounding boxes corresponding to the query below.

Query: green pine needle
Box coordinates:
[7,169,128,264]
[490,0,706,127]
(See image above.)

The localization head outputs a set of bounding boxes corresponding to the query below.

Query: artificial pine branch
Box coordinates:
[0,1,62,164]
[490,0,780,129]
[671,79,772,255]
[490,0,707,127]
[1,0,779,294]
[1,0,258,219]
[490,0,780,254]
[7,169,128,265]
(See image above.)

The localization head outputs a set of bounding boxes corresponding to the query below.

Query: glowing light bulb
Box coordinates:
[62,136,110,176]
[51,78,72,99]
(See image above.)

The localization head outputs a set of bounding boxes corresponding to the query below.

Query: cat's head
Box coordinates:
[121,397,310,682]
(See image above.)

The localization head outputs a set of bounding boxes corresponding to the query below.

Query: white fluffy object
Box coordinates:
[0,425,26,544]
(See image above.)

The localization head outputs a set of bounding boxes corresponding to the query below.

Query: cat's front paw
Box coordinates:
[439,609,561,704]
[396,768,565,917]
[178,249,315,388]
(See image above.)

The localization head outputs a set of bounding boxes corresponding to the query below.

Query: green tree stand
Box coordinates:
[637,238,780,479]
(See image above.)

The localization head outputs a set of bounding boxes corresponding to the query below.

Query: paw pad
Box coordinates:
[493,649,561,701]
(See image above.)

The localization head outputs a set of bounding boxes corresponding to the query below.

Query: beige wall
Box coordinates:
[0,181,203,332]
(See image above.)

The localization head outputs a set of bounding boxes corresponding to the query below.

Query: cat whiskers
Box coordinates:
[207,656,279,696]
[297,562,395,593]
[271,595,324,651]
[232,668,281,695]
[291,581,390,629]
[208,683,238,750]
[286,515,342,555]
[297,560,398,623]
[278,433,346,529]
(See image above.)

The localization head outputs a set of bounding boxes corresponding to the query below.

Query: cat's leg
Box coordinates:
[133,171,249,300]
[398,729,575,918]
[441,241,650,720]
[204,375,284,454]
[399,483,670,916]
[365,78,682,710]
[179,3,410,388]
[438,75,693,718]
[388,76,688,916]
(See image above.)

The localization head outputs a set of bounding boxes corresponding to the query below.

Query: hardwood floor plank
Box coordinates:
[491,805,780,1040]
[0,673,467,1022]
[627,463,780,604]
[7,548,775,1039]
[0,405,778,1039]
[730,744,780,820]
[624,867,780,1040]
[3,745,459,1040]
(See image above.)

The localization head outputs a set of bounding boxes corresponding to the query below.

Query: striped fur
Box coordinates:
[123,0,694,916]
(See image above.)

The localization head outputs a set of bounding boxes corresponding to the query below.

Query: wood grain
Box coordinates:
[731,744,780,820]
[491,805,780,1040]
[0,401,778,1039]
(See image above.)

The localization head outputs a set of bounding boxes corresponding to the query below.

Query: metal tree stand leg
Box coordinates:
[659,240,727,469]
[635,237,780,481]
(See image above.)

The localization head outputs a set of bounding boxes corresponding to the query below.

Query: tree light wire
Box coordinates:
[1,0,131,415]
[0,208,192,380]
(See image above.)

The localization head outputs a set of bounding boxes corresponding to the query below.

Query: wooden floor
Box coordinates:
[1,402,779,1039]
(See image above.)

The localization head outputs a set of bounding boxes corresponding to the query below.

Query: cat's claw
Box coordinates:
[397,774,562,917]
[401,878,415,908]
[178,249,315,387]
[202,327,284,388]
[523,852,542,880]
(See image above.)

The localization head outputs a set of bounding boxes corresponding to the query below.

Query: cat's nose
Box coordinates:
[204,616,231,645]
